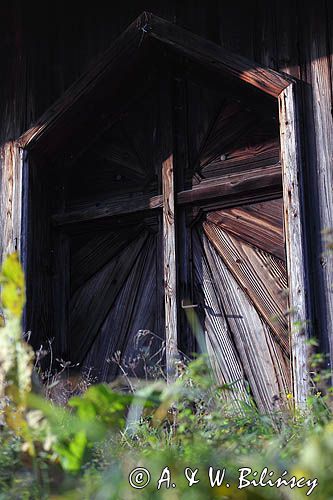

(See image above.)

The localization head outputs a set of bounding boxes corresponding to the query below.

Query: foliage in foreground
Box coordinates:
[0,254,332,499]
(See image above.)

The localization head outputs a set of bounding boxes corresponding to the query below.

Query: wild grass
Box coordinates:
[0,253,332,499]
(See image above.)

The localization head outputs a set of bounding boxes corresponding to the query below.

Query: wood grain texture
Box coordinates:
[54,163,282,227]
[162,154,178,382]
[207,199,285,260]
[173,76,196,355]
[70,227,143,293]
[0,142,23,263]
[83,234,158,381]
[192,228,249,403]
[279,83,311,404]
[186,81,225,171]
[199,101,257,168]
[52,231,70,358]
[201,229,290,412]
[18,12,150,153]
[24,160,54,356]
[53,191,163,226]
[147,13,291,97]
[117,240,161,379]
[17,11,291,160]
[204,222,289,355]
[178,164,282,207]
[200,139,280,180]
[70,231,149,364]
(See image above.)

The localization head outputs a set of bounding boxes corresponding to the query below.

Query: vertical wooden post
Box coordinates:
[162,154,178,382]
[0,142,23,264]
[279,83,310,406]
[173,76,196,356]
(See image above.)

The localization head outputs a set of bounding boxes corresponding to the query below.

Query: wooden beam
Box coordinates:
[173,76,196,356]
[146,14,291,97]
[18,12,150,153]
[0,142,23,263]
[52,191,163,226]
[177,163,282,206]
[162,154,178,382]
[52,164,282,226]
[17,12,291,160]
[279,83,311,406]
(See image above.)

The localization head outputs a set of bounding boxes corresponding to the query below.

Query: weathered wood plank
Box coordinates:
[70,231,149,364]
[17,11,292,161]
[52,190,163,226]
[173,76,196,355]
[186,81,225,171]
[178,163,282,207]
[24,159,54,356]
[202,229,290,412]
[207,199,285,260]
[0,142,23,263]
[18,12,151,152]
[70,227,143,293]
[162,154,178,382]
[53,163,282,226]
[217,2,255,60]
[52,231,70,359]
[192,228,248,404]
[200,101,257,168]
[204,222,289,355]
[199,147,280,181]
[147,13,291,97]
[117,241,160,379]
[84,234,156,381]
[279,83,311,404]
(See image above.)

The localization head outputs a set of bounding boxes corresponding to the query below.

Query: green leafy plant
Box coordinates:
[0,252,332,498]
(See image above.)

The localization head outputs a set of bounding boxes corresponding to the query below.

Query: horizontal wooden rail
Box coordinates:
[53,164,282,226]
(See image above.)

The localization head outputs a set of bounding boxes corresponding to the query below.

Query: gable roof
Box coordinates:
[17,12,292,159]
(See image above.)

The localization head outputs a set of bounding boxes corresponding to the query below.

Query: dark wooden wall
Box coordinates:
[1,0,333,367]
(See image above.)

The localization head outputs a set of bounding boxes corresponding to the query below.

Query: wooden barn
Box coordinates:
[0,1,332,410]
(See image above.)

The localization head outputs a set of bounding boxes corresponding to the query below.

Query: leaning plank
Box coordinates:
[192,228,248,404]
[84,235,156,381]
[53,164,282,226]
[279,83,311,405]
[70,227,143,293]
[207,199,285,260]
[204,222,289,355]
[52,191,163,226]
[117,241,159,379]
[70,231,149,364]
[0,142,23,263]
[18,13,148,152]
[146,14,291,97]
[203,230,290,412]
[200,102,256,168]
[162,154,178,382]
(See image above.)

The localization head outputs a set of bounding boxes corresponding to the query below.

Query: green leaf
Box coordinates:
[0,253,25,317]
[55,431,88,473]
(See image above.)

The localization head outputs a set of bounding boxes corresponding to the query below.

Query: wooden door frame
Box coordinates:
[9,12,310,404]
